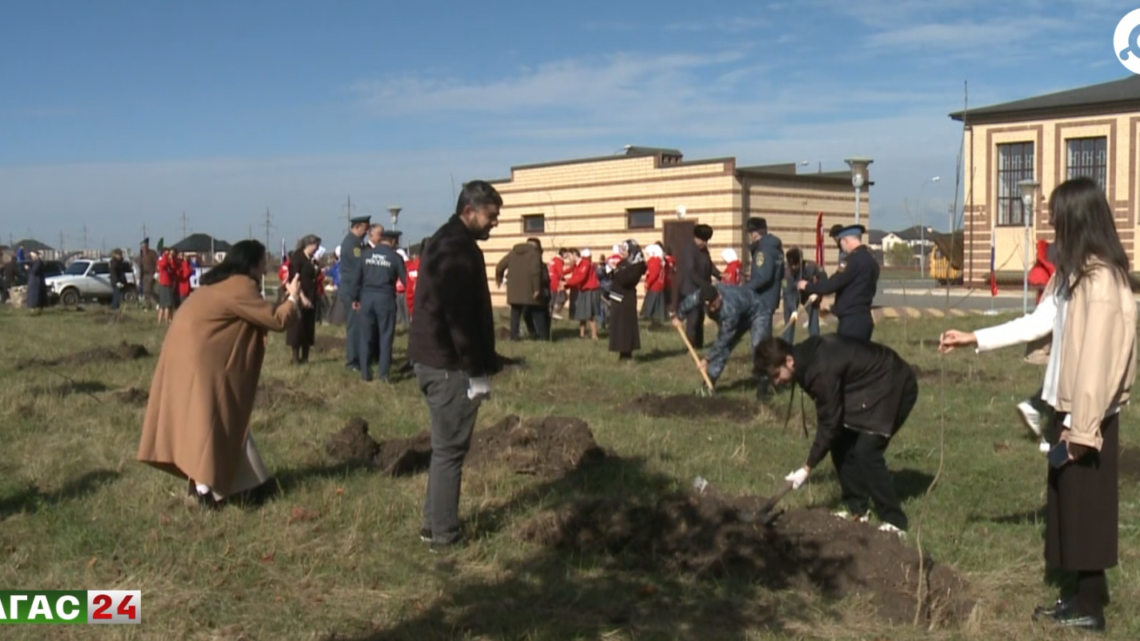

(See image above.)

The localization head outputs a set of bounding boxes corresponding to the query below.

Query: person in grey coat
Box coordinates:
[338,215,371,371]
[25,250,48,312]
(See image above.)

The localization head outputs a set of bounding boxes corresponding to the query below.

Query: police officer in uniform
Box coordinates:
[745,217,783,400]
[339,215,371,371]
[800,224,879,341]
[350,229,407,382]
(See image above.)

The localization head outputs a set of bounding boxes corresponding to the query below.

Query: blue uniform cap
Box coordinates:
[350,215,371,225]
[381,230,402,240]
[830,224,866,240]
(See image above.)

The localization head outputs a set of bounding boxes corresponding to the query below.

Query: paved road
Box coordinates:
[874,279,1029,313]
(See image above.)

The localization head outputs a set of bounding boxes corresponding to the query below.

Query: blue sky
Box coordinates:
[0,0,1130,252]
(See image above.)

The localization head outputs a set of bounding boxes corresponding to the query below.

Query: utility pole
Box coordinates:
[142,224,148,241]
[264,208,272,250]
[181,211,188,240]
[59,231,65,256]
[82,225,88,250]
[248,224,253,239]
[344,195,354,224]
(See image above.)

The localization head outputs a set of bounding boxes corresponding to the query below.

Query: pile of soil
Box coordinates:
[910,364,999,384]
[255,380,325,410]
[626,393,757,421]
[516,488,972,627]
[311,335,343,354]
[113,387,149,405]
[16,342,149,370]
[325,415,605,478]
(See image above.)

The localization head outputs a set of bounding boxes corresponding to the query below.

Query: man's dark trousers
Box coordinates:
[415,364,483,545]
[358,292,397,381]
[837,313,874,342]
[829,374,917,529]
[342,296,361,369]
[510,303,550,340]
[685,306,705,348]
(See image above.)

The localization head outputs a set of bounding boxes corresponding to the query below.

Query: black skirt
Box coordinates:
[286,308,317,347]
[1045,411,1119,571]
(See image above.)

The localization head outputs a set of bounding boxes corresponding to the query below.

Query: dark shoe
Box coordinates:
[429,536,467,554]
[419,528,432,543]
[1032,596,1071,619]
[1044,604,1106,632]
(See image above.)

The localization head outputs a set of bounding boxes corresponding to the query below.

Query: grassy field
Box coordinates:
[2,299,1140,641]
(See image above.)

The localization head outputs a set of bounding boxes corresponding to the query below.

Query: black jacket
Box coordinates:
[804,245,878,319]
[792,335,917,468]
[408,216,500,377]
[288,250,319,300]
[678,240,720,296]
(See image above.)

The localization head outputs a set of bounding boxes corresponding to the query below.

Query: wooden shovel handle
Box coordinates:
[674,321,715,391]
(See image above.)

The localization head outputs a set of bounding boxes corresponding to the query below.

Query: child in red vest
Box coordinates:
[721,248,742,285]
[565,248,600,340]
[175,250,192,304]
[640,242,667,323]
[156,249,176,324]
[549,250,566,320]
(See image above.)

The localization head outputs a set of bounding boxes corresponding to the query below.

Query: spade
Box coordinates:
[738,480,796,526]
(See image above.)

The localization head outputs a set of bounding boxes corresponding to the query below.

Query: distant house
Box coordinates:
[170,234,231,264]
[879,232,905,253]
[866,228,888,250]
[14,238,54,252]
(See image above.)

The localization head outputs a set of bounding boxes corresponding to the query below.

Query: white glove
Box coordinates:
[467,376,491,400]
[785,466,809,490]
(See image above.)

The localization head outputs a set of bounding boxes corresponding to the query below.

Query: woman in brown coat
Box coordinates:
[286,234,320,364]
[138,240,302,508]
[940,177,1136,631]
[608,239,648,360]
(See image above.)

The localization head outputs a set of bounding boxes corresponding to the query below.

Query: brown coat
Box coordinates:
[137,275,297,495]
[495,243,544,306]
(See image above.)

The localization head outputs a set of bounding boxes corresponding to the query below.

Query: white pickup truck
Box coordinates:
[47,258,138,306]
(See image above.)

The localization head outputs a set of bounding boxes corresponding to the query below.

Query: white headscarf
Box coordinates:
[314,246,327,262]
[722,248,739,263]
[396,249,409,261]
[580,248,592,258]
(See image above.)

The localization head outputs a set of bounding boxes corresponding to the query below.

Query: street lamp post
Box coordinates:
[388,206,403,230]
[845,157,873,225]
[1018,179,1040,315]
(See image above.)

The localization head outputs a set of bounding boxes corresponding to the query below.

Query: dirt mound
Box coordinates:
[113,387,149,405]
[16,342,150,370]
[325,415,605,478]
[255,380,325,410]
[910,364,999,384]
[311,335,343,354]
[626,393,757,421]
[517,489,971,627]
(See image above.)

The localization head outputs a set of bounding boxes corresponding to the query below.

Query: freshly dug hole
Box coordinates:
[16,342,149,370]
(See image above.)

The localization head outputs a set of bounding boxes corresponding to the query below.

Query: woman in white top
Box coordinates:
[939,177,1136,632]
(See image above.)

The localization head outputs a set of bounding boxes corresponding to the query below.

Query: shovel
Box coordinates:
[673,320,715,394]
[738,480,796,526]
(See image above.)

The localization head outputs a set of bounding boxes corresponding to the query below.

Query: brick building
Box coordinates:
[483,146,870,307]
[951,76,1140,285]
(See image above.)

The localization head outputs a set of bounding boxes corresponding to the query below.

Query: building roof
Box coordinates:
[930,231,965,269]
[736,163,862,186]
[867,229,888,244]
[950,76,1140,122]
[13,238,54,251]
[171,233,231,253]
[893,225,930,241]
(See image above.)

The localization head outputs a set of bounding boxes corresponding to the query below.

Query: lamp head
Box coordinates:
[388,206,403,226]
[845,156,873,189]
[1017,180,1039,208]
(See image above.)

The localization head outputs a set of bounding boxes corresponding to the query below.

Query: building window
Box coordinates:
[627,207,655,230]
[1067,137,1108,192]
[996,142,1034,226]
[522,214,545,234]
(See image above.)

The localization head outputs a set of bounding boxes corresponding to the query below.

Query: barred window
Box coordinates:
[1066,137,1107,192]
[996,142,1034,226]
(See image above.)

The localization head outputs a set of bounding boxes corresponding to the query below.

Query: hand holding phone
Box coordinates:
[1047,441,1070,469]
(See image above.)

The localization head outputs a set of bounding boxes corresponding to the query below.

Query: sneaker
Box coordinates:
[1016,401,1042,437]
[832,510,870,523]
[418,527,432,543]
[878,523,906,537]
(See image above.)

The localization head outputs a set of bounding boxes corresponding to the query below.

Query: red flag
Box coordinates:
[814,212,824,267]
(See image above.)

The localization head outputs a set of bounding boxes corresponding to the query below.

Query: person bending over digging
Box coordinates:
[672,282,770,397]
[754,335,919,535]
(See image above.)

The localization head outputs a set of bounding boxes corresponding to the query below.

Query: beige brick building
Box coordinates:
[483,146,869,307]
[951,76,1140,285]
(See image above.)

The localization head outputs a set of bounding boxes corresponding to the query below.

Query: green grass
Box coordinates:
[1,302,1139,640]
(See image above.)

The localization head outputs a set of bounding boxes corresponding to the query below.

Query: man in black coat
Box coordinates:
[754,335,918,533]
[676,224,720,348]
[782,247,825,343]
[799,224,879,341]
[408,179,502,552]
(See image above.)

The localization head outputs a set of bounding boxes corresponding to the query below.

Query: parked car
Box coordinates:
[47,258,138,306]
[14,260,66,286]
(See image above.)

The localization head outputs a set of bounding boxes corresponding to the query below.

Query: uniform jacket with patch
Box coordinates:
[677,283,762,371]
[792,335,917,468]
[337,231,366,297]
[804,245,878,318]
[747,234,784,311]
